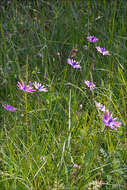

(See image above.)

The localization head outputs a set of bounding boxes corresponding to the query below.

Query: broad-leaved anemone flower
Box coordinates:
[3,104,16,112]
[84,80,95,90]
[17,81,36,93]
[67,58,81,69]
[87,36,99,43]
[33,82,48,92]
[102,111,122,130]
[96,46,109,55]
[95,101,108,112]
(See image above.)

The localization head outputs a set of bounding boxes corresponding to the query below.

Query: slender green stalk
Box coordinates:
[0,1,126,189]
[68,89,71,149]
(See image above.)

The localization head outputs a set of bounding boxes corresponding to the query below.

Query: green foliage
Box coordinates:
[0,0,127,189]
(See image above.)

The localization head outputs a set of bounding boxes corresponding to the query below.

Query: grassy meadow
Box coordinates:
[0,0,127,189]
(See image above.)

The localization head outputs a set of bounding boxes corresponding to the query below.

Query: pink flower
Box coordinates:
[96,46,109,55]
[103,111,122,130]
[3,104,16,112]
[17,81,36,93]
[87,36,99,43]
[67,58,81,69]
[84,80,95,90]
[33,82,48,92]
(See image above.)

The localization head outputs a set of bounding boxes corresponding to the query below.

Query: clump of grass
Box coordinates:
[0,0,127,189]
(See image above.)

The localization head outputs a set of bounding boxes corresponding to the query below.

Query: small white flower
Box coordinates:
[95,101,107,112]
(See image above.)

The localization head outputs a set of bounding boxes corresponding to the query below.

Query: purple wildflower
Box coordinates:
[33,82,48,92]
[96,46,109,55]
[84,80,95,90]
[95,101,108,112]
[67,58,81,69]
[17,81,36,93]
[87,36,99,43]
[102,111,121,130]
[3,104,16,112]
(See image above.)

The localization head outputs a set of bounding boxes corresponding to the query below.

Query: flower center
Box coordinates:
[108,118,113,124]
[38,86,41,89]
[8,106,11,110]
[101,48,106,52]
[72,61,77,66]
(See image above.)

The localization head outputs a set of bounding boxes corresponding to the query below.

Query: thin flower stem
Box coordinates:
[25,56,29,82]
[25,56,29,146]
[68,90,71,149]
[24,92,29,145]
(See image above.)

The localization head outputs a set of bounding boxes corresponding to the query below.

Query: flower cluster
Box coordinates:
[84,81,121,131]
[17,81,36,93]
[87,35,109,56]
[67,36,109,70]
[17,81,48,93]
[85,36,120,130]
[3,80,48,112]
[3,34,121,134]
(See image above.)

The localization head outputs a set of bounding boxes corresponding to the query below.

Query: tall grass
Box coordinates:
[0,0,127,189]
